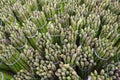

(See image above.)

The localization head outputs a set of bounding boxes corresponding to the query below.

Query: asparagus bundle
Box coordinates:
[47,22,63,44]
[55,62,81,80]
[93,38,118,71]
[12,2,30,24]
[10,26,27,52]
[35,60,57,80]
[90,70,111,80]
[45,42,62,62]
[22,21,38,50]
[101,0,120,15]
[75,45,96,70]
[14,70,34,80]
[42,4,56,21]
[23,45,43,72]
[61,43,77,66]
[56,13,70,28]
[35,32,52,56]
[90,61,120,80]
[79,26,96,46]
[99,23,120,48]
[62,26,77,44]
[0,7,15,25]
[30,11,47,33]
[0,44,29,73]
[104,61,120,80]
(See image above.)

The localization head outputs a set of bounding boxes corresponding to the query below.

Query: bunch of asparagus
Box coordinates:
[90,61,120,80]
[0,0,120,80]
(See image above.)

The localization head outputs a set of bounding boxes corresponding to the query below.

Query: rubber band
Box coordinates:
[0,20,2,26]
[26,16,47,30]
[38,21,47,30]
[106,63,114,78]
[16,38,27,50]
[57,13,62,17]
[56,7,62,11]
[14,18,16,24]
[0,72,4,80]
[22,16,32,23]
[63,23,70,28]
[27,31,38,39]
[56,4,62,11]
[47,16,55,21]
[17,14,29,22]
[27,16,33,21]
[17,15,22,18]
[94,49,109,61]
[6,50,12,59]
[54,61,60,65]
[5,53,22,66]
